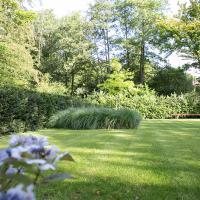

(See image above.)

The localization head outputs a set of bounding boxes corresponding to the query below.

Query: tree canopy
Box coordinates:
[0,0,199,96]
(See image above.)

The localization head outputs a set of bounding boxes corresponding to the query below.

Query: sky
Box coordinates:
[33,0,199,76]
[35,0,188,17]
[34,0,94,16]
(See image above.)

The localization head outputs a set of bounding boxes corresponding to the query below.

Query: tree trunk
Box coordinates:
[103,29,108,63]
[139,39,145,84]
[125,23,130,69]
[96,47,102,84]
[106,29,110,65]
[71,66,75,96]
[103,28,111,73]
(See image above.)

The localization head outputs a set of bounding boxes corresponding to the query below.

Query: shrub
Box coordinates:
[0,87,85,134]
[48,107,142,129]
[0,135,74,199]
[86,91,200,119]
[149,67,194,95]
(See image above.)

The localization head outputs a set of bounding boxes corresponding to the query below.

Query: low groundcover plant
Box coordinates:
[0,135,74,199]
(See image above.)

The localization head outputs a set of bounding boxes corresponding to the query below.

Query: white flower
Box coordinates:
[0,147,26,164]
[26,185,36,200]
[28,145,44,155]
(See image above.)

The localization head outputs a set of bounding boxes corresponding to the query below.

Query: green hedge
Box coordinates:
[48,107,142,129]
[86,92,200,119]
[1,87,200,134]
[0,87,84,134]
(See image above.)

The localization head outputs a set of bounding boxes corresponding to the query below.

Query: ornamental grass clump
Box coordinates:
[0,135,74,199]
[48,107,142,129]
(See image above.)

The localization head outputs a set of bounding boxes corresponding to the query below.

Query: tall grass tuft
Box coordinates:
[48,107,142,129]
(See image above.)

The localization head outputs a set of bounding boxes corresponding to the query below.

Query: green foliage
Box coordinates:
[1,0,200,135]
[113,0,168,84]
[158,0,200,68]
[39,12,94,95]
[98,59,135,94]
[87,91,200,119]
[0,42,38,88]
[0,87,84,134]
[0,0,36,43]
[48,107,142,129]
[0,0,39,89]
[35,74,67,95]
[149,67,194,95]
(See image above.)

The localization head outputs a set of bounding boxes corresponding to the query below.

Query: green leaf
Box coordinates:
[58,152,75,162]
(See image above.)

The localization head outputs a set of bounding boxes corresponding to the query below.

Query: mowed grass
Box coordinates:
[1,120,200,200]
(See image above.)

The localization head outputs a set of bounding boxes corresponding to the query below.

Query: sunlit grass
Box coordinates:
[1,120,200,200]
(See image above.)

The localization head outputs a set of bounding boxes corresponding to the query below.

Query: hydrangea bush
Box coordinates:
[0,135,74,199]
[0,185,35,200]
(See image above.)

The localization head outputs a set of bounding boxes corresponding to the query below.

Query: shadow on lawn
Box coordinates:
[37,121,200,200]
[37,174,200,200]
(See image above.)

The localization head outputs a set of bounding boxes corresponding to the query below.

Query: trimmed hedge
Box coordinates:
[0,87,84,134]
[86,92,200,119]
[48,107,142,129]
[1,86,200,134]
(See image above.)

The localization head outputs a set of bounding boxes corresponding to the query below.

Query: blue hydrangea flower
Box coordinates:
[9,135,48,148]
[0,185,35,200]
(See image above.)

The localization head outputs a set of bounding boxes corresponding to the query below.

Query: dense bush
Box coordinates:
[48,107,142,129]
[0,87,84,134]
[149,67,194,95]
[86,92,200,119]
[1,86,200,135]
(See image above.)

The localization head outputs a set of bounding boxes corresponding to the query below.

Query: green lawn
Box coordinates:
[1,120,200,200]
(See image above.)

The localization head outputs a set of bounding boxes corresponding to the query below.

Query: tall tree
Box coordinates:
[113,0,136,70]
[158,0,200,69]
[0,0,38,88]
[87,0,113,74]
[40,12,94,95]
[113,0,167,84]
[33,9,57,69]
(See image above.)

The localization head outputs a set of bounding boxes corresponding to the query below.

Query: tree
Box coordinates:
[149,67,194,95]
[113,0,167,84]
[33,9,58,68]
[98,59,135,94]
[39,12,94,95]
[113,0,136,71]
[87,0,113,73]
[158,0,200,69]
[0,0,38,88]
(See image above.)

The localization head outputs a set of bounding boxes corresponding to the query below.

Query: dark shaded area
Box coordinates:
[37,176,200,200]
[0,86,90,135]
[149,67,194,96]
